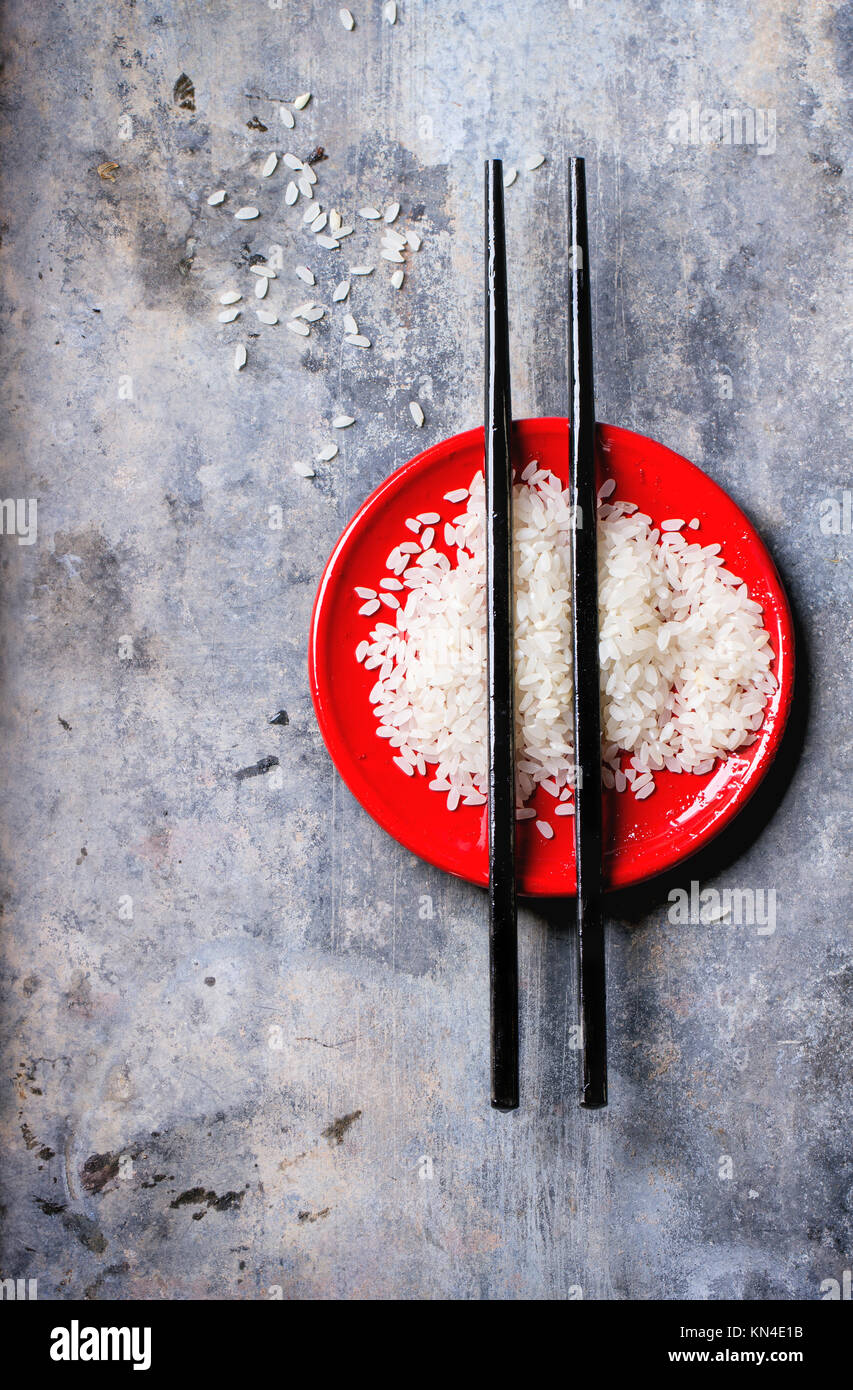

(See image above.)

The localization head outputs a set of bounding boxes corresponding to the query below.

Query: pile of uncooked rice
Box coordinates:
[354,463,776,838]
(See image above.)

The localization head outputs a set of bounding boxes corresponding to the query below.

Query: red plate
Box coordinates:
[309,419,794,895]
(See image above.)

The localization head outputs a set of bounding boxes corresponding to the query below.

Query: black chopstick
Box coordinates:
[568,157,608,1109]
[484,158,519,1111]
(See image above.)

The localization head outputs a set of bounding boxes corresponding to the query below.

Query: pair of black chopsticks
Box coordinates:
[484,157,607,1111]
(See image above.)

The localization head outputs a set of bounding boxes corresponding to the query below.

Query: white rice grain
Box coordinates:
[357,467,777,814]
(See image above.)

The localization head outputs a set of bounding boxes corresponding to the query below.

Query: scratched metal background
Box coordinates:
[0,0,850,1301]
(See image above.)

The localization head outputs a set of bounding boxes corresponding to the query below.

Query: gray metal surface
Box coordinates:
[0,0,850,1300]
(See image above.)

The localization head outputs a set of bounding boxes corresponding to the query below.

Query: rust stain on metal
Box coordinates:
[321,1110,362,1146]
